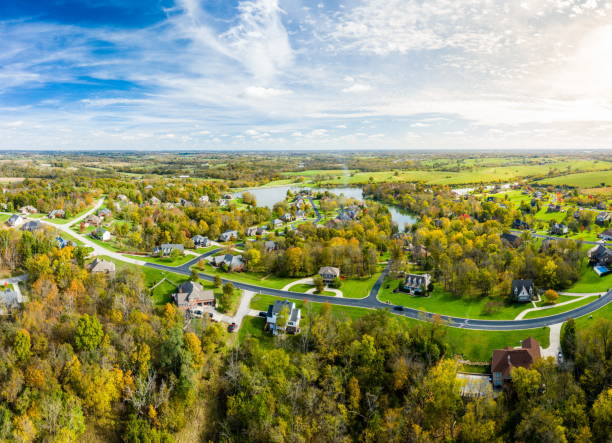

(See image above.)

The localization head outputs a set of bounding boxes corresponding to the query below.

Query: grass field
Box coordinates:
[571,302,612,329]
[378,279,530,320]
[125,253,194,267]
[247,294,549,361]
[523,296,599,319]
[196,264,296,289]
[566,261,612,293]
[536,170,612,188]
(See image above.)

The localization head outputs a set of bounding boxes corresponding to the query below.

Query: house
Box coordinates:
[492,337,541,388]
[255,226,268,236]
[56,236,72,249]
[530,199,538,208]
[412,244,429,259]
[512,279,535,302]
[87,258,116,275]
[265,300,301,335]
[153,244,184,256]
[547,204,561,213]
[264,240,277,252]
[162,202,175,209]
[117,194,129,202]
[599,228,612,242]
[596,212,611,226]
[218,199,229,207]
[272,219,283,228]
[7,214,24,227]
[98,208,112,218]
[173,281,215,310]
[588,244,612,266]
[337,209,358,221]
[399,274,432,295]
[192,235,210,247]
[19,205,38,214]
[199,195,210,205]
[501,232,522,248]
[92,228,111,241]
[144,185,153,190]
[218,230,238,242]
[223,193,233,200]
[246,226,258,236]
[85,214,102,227]
[512,219,530,230]
[280,213,294,222]
[319,266,340,284]
[149,196,161,205]
[48,209,65,219]
[211,254,244,272]
[0,287,27,315]
[21,220,42,232]
[295,210,306,219]
[549,223,569,235]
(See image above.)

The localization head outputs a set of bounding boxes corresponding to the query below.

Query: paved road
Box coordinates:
[147,251,612,331]
[510,230,611,247]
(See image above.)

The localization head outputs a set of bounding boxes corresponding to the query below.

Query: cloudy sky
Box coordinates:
[1,0,612,150]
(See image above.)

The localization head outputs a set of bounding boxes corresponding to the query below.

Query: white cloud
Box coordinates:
[342,83,371,93]
[244,86,292,98]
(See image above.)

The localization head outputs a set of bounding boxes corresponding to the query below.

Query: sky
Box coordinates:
[1,0,612,150]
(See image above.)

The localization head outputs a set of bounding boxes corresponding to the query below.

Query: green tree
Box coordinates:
[13,329,31,362]
[213,275,222,288]
[74,314,104,352]
[561,318,576,360]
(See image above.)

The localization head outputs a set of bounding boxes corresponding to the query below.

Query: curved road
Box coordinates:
[147,250,612,331]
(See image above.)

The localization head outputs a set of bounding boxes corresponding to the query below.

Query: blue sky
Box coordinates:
[1,0,612,150]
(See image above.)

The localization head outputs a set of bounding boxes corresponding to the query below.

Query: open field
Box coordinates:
[536,169,612,188]
[248,294,550,361]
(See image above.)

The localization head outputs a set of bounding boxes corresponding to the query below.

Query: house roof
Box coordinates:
[492,337,540,378]
[174,281,214,305]
[319,266,340,276]
[88,258,116,273]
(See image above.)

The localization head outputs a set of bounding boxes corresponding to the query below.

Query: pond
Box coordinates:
[235,185,417,229]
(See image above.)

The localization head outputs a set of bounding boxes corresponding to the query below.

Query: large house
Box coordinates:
[218,230,238,242]
[265,300,301,335]
[512,219,530,230]
[7,214,24,227]
[272,219,283,228]
[512,279,535,302]
[48,209,65,219]
[549,223,569,235]
[399,273,432,295]
[173,281,215,310]
[153,244,184,256]
[192,235,210,247]
[599,228,612,242]
[588,244,612,266]
[199,195,210,205]
[21,220,42,232]
[280,213,294,222]
[19,205,38,214]
[501,232,522,248]
[87,258,116,275]
[246,226,258,236]
[492,337,541,388]
[92,227,111,241]
[211,254,244,272]
[319,266,340,284]
[85,214,102,227]
[0,287,27,316]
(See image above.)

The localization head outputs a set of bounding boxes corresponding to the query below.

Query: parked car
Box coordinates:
[393,306,404,311]
[228,322,237,332]
[258,311,267,318]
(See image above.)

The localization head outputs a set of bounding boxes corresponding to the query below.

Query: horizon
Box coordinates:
[2,0,612,150]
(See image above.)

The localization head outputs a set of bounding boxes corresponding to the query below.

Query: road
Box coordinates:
[28,197,611,332]
[147,251,612,331]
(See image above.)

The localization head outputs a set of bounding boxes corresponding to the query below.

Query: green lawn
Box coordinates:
[195,264,297,289]
[194,246,219,254]
[0,214,10,223]
[566,261,612,293]
[571,302,612,329]
[248,294,550,362]
[125,254,194,267]
[238,317,275,349]
[378,279,529,320]
[340,271,383,298]
[523,296,600,319]
[45,205,96,225]
[536,170,612,188]
[535,295,576,307]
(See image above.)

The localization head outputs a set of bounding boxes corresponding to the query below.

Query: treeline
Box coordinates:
[213,309,611,442]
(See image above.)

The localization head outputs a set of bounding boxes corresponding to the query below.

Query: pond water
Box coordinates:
[235,185,417,229]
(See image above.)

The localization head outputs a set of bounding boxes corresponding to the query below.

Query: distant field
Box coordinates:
[283,169,356,177]
[0,177,25,183]
[536,170,612,188]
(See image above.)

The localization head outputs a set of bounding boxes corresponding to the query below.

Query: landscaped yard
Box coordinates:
[248,294,550,362]
[522,296,599,319]
[125,253,195,267]
[195,263,296,289]
[566,261,612,293]
[378,279,530,320]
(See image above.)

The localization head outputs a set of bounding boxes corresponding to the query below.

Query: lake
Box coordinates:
[235,185,417,229]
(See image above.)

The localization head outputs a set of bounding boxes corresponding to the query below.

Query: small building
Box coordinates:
[501,232,522,248]
[588,244,612,266]
[7,214,24,227]
[86,214,102,227]
[264,240,277,252]
[48,209,65,219]
[98,208,112,218]
[596,212,610,226]
[192,235,210,247]
[492,337,541,388]
[319,266,340,284]
[246,226,258,236]
[280,213,294,222]
[399,273,432,295]
[265,300,301,335]
[272,219,283,228]
[149,196,161,205]
[117,194,129,202]
[512,219,530,230]
[87,258,116,275]
[256,226,268,236]
[56,236,72,249]
[153,244,184,256]
[21,220,42,232]
[549,223,569,235]
[173,281,215,310]
[92,228,111,241]
[211,254,244,272]
[218,230,238,242]
[547,204,561,213]
[599,228,612,242]
[0,287,27,316]
[512,279,535,302]
[218,199,229,207]
[19,205,38,214]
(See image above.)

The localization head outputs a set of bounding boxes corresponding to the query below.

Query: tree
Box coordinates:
[515,407,567,443]
[189,269,199,282]
[13,329,31,362]
[74,314,104,352]
[213,275,222,288]
[544,289,559,304]
[276,305,290,331]
[561,318,576,360]
[313,275,325,293]
[591,388,612,442]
